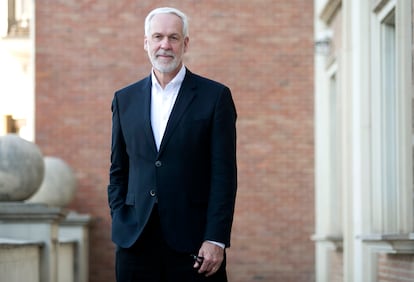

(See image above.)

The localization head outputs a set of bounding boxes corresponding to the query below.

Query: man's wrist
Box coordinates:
[206,240,225,249]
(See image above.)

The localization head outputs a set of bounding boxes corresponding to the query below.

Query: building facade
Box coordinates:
[314,0,414,281]
[1,0,315,281]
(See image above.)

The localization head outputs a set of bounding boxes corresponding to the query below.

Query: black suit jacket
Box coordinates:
[108,69,237,253]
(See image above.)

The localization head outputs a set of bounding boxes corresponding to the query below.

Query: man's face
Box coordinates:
[144,13,189,74]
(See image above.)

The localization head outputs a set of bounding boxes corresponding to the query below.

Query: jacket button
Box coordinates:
[155,160,162,167]
[149,190,156,197]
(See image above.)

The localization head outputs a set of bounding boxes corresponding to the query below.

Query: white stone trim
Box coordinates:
[361,233,414,254]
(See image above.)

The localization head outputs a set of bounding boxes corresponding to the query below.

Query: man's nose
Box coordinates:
[160,37,172,49]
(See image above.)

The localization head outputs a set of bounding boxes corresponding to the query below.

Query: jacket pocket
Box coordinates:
[125,193,135,205]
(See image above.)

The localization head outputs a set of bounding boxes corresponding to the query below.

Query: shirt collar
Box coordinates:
[151,65,186,89]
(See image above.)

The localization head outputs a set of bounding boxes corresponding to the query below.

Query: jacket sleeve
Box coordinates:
[204,87,237,247]
[108,93,129,215]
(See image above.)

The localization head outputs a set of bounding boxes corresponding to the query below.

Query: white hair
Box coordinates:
[144,7,189,37]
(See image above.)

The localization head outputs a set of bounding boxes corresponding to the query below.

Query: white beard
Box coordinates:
[148,50,182,74]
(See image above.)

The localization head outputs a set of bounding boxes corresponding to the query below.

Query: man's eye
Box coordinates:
[153,35,162,41]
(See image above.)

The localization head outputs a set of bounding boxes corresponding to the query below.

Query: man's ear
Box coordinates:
[184,37,189,52]
[144,38,148,51]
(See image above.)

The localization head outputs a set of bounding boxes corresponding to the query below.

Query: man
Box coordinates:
[108,7,237,282]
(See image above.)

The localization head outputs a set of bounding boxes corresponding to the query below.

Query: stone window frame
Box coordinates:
[362,0,414,253]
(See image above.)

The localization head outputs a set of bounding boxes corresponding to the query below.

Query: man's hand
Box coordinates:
[193,241,224,277]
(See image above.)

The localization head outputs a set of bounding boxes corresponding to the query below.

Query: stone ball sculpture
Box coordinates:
[0,134,45,201]
[27,156,77,207]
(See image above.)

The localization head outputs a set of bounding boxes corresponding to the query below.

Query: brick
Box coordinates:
[35,1,315,281]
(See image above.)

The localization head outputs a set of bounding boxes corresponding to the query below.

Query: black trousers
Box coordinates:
[115,207,227,282]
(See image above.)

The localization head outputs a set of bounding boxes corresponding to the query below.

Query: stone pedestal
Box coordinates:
[59,211,91,282]
[0,135,90,281]
[0,238,43,282]
[0,202,66,282]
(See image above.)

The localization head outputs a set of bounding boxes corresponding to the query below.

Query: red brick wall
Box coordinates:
[328,250,343,282]
[35,1,314,281]
[378,254,414,281]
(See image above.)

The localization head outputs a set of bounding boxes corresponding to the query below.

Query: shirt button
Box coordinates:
[149,190,156,197]
[155,160,162,167]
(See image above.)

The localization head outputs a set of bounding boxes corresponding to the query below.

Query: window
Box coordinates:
[370,0,413,235]
[0,0,31,37]
[380,9,397,232]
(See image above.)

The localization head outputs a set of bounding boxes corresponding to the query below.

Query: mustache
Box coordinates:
[156,51,175,57]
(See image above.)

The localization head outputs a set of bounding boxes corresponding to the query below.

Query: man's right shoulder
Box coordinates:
[114,76,150,97]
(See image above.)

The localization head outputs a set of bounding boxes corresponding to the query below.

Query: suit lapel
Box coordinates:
[141,76,158,154]
[157,71,196,156]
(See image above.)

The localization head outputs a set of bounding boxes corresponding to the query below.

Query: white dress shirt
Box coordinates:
[150,65,186,150]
